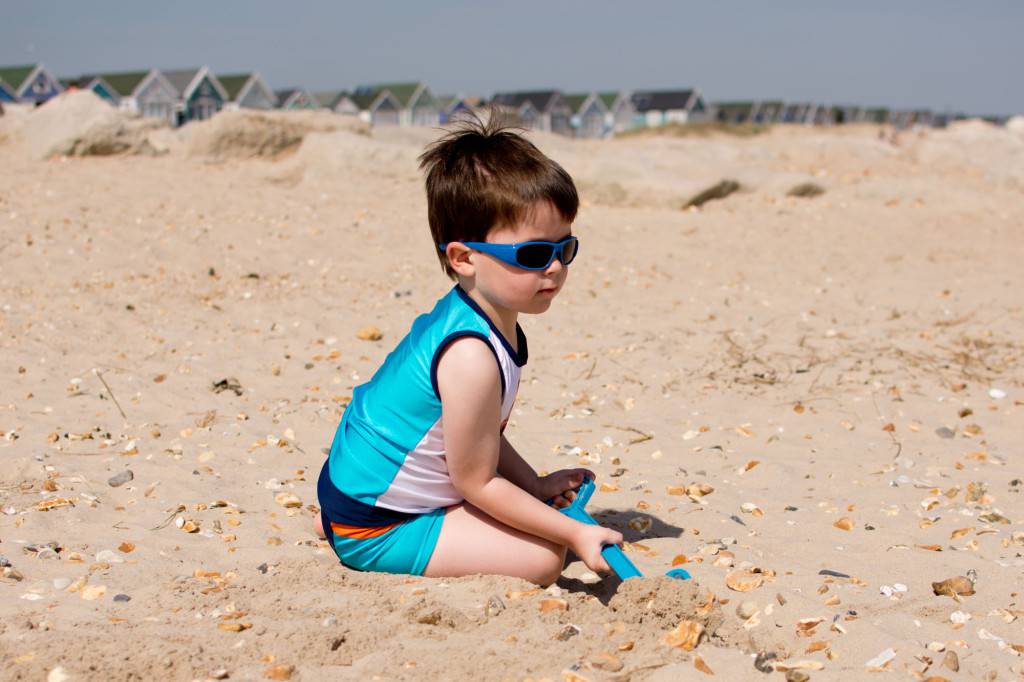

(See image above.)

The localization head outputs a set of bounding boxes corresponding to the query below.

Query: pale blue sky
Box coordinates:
[2,1,1021,115]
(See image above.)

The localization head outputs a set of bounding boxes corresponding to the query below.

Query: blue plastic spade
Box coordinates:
[557,478,691,581]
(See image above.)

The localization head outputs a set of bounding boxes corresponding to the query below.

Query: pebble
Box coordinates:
[486,595,506,617]
[52,577,71,590]
[935,427,955,439]
[818,569,850,578]
[950,610,971,624]
[322,615,338,627]
[988,388,1006,399]
[0,556,9,567]
[47,667,70,682]
[108,470,134,487]
[95,550,124,564]
[113,593,131,602]
[555,624,581,641]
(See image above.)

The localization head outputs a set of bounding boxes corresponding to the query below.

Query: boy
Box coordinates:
[316,116,623,586]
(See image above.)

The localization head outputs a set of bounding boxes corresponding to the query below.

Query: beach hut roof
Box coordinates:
[563,93,588,112]
[217,74,252,101]
[354,82,429,108]
[92,71,151,97]
[598,92,623,109]
[490,90,563,113]
[0,65,36,91]
[630,89,695,112]
[163,67,226,100]
[312,90,349,108]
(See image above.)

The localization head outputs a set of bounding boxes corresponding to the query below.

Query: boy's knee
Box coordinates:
[531,544,567,587]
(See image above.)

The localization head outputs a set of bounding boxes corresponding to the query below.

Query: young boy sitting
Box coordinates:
[316,115,623,586]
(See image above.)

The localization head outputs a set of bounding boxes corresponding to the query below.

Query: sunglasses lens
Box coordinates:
[516,243,556,269]
[560,239,578,265]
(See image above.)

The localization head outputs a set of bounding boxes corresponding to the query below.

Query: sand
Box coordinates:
[1,102,1023,681]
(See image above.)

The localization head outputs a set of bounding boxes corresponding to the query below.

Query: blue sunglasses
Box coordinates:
[438,236,579,271]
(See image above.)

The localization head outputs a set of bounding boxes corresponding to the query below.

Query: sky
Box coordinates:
[2,0,1022,116]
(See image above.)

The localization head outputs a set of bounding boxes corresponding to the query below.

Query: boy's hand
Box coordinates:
[536,468,594,508]
[569,523,624,574]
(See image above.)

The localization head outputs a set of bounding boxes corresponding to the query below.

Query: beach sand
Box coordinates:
[2,94,1023,680]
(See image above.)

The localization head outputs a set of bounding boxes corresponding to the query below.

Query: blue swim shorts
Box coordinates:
[322,507,445,576]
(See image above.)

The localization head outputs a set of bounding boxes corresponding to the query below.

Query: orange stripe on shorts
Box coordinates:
[330,521,399,539]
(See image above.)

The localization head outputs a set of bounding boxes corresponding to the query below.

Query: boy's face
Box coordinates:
[470,200,573,317]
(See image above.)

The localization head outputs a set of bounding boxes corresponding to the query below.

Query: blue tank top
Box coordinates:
[318,285,527,527]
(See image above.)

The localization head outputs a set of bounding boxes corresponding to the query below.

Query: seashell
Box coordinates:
[181,520,200,533]
[661,620,705,650]
[805,640,830,653]
[671,554,689,566]
[833,517,854,531]
[628,517,651,533]
[713,551,735,568]
[118,542,135,553]
[274,492,302,508]
[687,483,714,497]
[864,647,896,669]
[773,660,825,672]
[34,497,75,512]
[218,622,252,632]
[942,650,959,672]
[932,576,975,600]
[81,585,106,601]
[599,483,618,493]
[725,569,764,592]
[740,502,764,517]
[264,664,294,680]
[356,326,382,341]
[666,485,686,496]
[736,601,758,619]
[693,654,714,675]
[506,588,541,600]
[538,598,568,613]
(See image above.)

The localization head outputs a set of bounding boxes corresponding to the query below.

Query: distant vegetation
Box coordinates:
[619,121,770,139]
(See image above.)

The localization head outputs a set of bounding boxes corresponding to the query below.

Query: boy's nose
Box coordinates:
[545,256,564,275]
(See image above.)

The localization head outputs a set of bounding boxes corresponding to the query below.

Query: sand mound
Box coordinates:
[7,90,167,159]
[1007,115,1024,135]
[185,109,370,161]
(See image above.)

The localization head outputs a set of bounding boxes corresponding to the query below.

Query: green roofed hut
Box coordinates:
[62,75,120,105]
[76,70,178,124]
[313,90,360,116]
[164,67,228,125]
[490,90,573,136]
[274,88,319,111]
[0,64,62,104]
[599,91,636,134]
[350,90,401,127]
[219,73,278,111]
[356,82,439,126]
[564,93,608,139]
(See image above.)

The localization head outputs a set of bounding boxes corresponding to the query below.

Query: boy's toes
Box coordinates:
[313,514,326,540]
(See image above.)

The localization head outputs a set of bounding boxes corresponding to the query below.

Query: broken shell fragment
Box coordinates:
[661,620,705,650]
[833,517,854,531]
[274,492,302,508]
[725,569,764,592]
[538,598,568,613]
[356,326,383,341]
[932,576,975,600]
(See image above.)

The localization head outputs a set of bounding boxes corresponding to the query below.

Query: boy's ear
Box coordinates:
[446,242,476,277]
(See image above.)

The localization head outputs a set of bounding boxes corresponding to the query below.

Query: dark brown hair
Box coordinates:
[418,111,579,278]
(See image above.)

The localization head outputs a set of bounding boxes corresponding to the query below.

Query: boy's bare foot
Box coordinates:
[313,513,326,540]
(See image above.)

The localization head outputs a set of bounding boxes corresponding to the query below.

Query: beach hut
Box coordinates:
[862,107,891,125]
[438,95,484,124]
[781,102,816,125]
[490,90,573,136]
[753,100,784,124]
[713,101,757,124]
[812,104,834,126]
[350,89,401,126]
[219,73,278,111]
[355,82,439,126]
[599,91,636,134]
[274,88,319,110]
[0,64,63,104]
[313,91,360,116]
[78,70,179,124]
[61,75,120,105]
[630,89,708,127]
[0,78,15,103]
[830,104,866,124]
[164,67,228,124]
[565,92,609,139]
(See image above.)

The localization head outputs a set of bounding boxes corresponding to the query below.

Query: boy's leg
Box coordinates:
[422,502,567,586]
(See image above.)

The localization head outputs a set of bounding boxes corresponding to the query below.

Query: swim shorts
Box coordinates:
[321,506,445,576]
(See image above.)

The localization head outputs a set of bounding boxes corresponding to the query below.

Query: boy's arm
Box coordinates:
[497,435,540,498]
[437,338,579,545]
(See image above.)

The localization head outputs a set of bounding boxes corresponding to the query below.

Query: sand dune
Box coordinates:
[1,106,1022,681]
